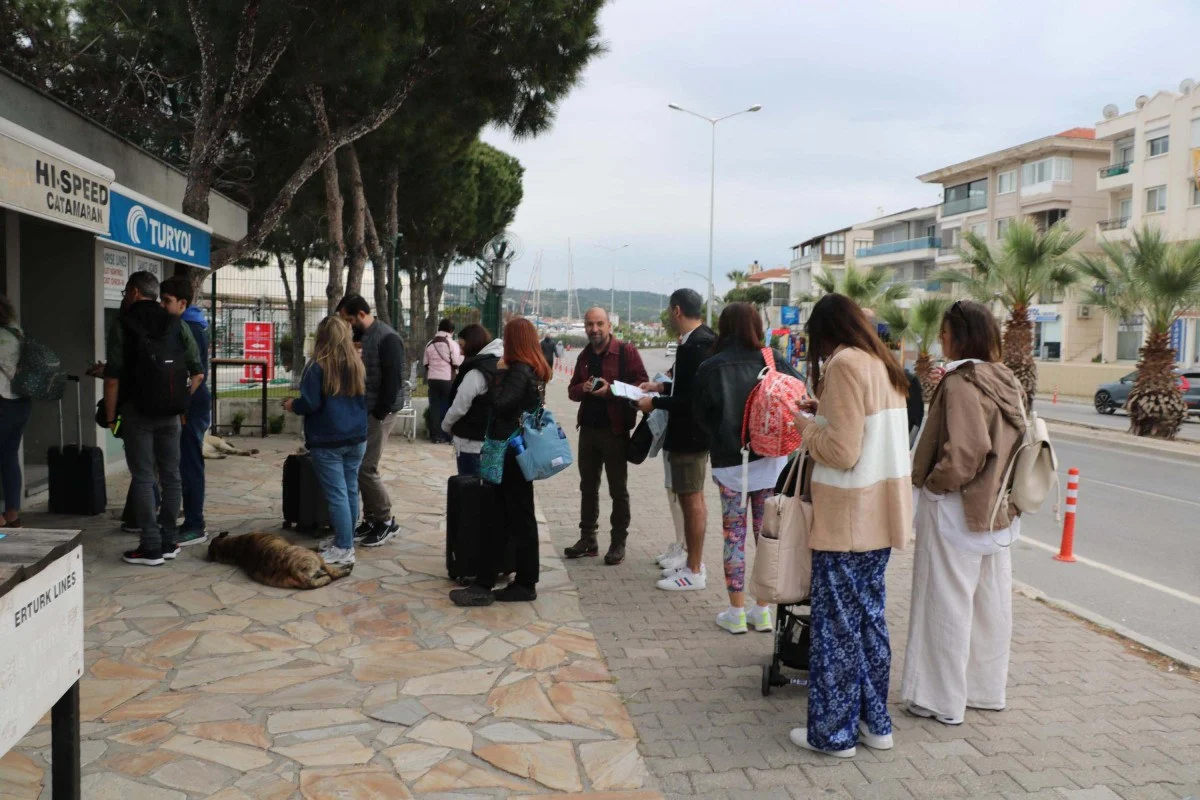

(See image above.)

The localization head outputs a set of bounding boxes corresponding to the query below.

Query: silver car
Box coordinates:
[1094,368,1200,415]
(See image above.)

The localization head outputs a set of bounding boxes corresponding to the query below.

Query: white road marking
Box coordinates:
[1055,468,1200,509]
[1018,536,1200,606]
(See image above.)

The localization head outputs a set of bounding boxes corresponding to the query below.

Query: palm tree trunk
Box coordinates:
[1003,305,1035,409]
[1127,331,1187,438]
[914,351,937,402]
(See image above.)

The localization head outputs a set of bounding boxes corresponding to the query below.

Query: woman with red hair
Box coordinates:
[450,317,551,607]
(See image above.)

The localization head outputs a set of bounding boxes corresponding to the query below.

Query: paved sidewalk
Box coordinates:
[0,431,660,799]
[536,378,1200,800]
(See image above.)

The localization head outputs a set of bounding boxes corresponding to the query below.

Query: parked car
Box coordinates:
[1094,368,1200,415]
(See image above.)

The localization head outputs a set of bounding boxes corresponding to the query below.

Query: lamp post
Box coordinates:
[667,102,762,327]
[672,269,713,316]
[617,267,648,329]
[591,243,629,320]
[482,255,510,336]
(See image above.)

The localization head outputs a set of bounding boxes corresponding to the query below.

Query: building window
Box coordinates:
[1116,137,1135,164]
[969,222,987,240]
[1021,156,1072,187]
[997,170,1016,195]
[942,227,960,249]
[801,244,811,257]
[771,282,789,305]
[1147,130,1169,157]
[1192,118,1200,148]
[996,218,1011,239]
[823,233,845,256]
[1044,209,1068,228]
[1119,197,1133,219]
[1146,185,1167,213]
[943,178,988,214]
[853,238,872,256]
[1192,182,1200,208]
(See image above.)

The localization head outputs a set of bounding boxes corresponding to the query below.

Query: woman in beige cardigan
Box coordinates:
[902,300,1025,726]
[790,294,913,759]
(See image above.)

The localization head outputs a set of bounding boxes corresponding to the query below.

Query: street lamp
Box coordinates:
[590,242,629,320]
[668,101,762,327]
[617,267,648,327]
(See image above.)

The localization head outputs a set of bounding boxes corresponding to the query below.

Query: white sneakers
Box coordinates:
[746,604,773,632]
[716,607,747,634]
[906,702,963,726]
[318,545,356,566]
[789,721,893,759]
[656,565,706,591]
[654,542,684,566]
[657,546,687,573]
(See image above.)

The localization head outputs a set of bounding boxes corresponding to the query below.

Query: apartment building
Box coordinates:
[918,129,1111,363]
[743,267,790,327]
[1094,79,1200,364]
[852,205,941,305]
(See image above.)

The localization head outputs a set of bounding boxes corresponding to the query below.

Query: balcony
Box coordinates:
[1098,217,1130,231]
[855,236,941,258]
[1098,161,1131,179]
[942,196,987,216]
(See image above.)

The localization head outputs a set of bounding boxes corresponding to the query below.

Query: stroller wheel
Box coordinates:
[761,664,772,697]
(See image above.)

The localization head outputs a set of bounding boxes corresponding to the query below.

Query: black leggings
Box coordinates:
[476,448,539,590]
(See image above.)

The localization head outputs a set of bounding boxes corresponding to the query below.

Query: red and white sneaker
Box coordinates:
[655,565,706,591]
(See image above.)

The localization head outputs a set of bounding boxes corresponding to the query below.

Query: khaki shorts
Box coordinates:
[667,450,708,495]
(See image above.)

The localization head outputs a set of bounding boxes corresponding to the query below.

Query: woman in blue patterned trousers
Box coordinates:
[791,295,914,757]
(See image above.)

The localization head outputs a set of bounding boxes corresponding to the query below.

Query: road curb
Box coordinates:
[1013,579,1200,672]
[1045,421,1200,464]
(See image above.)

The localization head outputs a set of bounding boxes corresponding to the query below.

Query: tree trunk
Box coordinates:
[408,257,427,346]
[384,166,401,331]
[1127,331,1187,439]
[343,145,368,297]
[308,88,346,314]
[289,248,308,388]
[914,351,938,402]
[426,268,447,342]
[1003,306,1036,410]
[363,205,391,327]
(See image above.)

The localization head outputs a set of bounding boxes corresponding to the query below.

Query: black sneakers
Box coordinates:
[122,548,164,566]
[360,519,400,547]
[493,583,537,602]
[449,584,495,607]
[564,537,599,559]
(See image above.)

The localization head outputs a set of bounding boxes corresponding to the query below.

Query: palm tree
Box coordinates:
[879,297,953,401]
[1075,226,1200,439]
[726,269,748,289]
[936,218,1083,407]
[812,261,910,311]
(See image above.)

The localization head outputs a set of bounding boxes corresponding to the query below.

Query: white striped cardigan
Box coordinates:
[799,347,912,552]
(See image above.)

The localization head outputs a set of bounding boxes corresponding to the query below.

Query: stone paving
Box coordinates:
[0,425,660,799]
[2,375,1198,800]
[534,378,1200,800]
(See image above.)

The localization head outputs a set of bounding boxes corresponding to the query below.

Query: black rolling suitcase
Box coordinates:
[48,375,107,515]
[446,474,514,583]
[281,453,330,533]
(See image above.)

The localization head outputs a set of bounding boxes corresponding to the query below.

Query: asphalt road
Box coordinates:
[1035,396,1200,442]
[564,344,1200,662]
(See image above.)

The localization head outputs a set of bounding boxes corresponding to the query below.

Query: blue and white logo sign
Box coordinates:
[104,188,211,269]
[780,305,800,326]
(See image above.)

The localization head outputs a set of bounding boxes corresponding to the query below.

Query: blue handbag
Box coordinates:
[514,405,574,482]
[480,431,510,485]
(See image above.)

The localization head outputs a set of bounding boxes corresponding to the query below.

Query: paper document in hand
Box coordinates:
[610,381,657,401]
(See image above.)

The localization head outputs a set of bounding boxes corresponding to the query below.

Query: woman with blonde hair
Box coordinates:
[284,316,368,566]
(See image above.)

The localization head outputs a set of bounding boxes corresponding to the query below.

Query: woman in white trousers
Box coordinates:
[903,300,1026,726]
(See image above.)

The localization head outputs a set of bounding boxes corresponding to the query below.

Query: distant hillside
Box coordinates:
[503,287,671,324]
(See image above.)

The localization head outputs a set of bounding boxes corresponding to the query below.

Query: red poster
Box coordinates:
[242,321,275,382]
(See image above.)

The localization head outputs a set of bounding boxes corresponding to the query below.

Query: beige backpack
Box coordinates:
[988,374,1059,542]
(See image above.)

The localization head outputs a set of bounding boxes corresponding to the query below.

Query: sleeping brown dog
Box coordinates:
[207,532,352,589]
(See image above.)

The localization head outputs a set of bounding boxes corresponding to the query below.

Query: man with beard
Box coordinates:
[566,307,648,565]
[336,294,406,546]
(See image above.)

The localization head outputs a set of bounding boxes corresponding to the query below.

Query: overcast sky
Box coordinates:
[483,0,1200,302]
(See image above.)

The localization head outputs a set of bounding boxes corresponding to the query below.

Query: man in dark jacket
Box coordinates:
[337,294,407,547]
[541,335,557,372]
[160,276,211,547]
[103,271,204,567]
[566,307,648,565]
[637,288,715,591]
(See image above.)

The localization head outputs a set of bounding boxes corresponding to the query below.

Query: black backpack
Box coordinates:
[123,315,190,416]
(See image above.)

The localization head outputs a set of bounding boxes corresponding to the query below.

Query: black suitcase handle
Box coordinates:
[58,375,84,450]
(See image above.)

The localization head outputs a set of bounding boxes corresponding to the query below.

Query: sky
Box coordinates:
[483,0,1200,305]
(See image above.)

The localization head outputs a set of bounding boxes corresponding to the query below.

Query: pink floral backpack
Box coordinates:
[740,347,807,459]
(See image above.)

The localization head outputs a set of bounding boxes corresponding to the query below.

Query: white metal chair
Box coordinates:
[395,361,419,441]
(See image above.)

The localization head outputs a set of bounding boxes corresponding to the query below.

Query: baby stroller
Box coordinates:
[761,598,812,696]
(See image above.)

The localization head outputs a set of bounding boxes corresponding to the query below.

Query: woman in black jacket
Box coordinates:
[441,324,503,476]
[450,318,551,607]
[693,302,804,634]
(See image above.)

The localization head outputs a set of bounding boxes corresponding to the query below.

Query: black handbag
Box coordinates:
[627,413,653,464]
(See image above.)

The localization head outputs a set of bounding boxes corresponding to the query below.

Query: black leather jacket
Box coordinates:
[693,345,804,468]
[652,325,717,454]
[487,361,543,440]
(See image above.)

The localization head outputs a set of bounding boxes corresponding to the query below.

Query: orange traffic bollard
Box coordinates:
[1052,386,1059,404]
[1054,467,1079,563]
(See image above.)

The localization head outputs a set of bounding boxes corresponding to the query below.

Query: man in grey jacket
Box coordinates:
[337,294,406,546]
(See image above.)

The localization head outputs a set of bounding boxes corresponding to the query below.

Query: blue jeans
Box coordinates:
[0,397,32,513]
[181,394,210,531]
[310,442,367,549]
[456,451,481,476]
[807,548,893,751]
